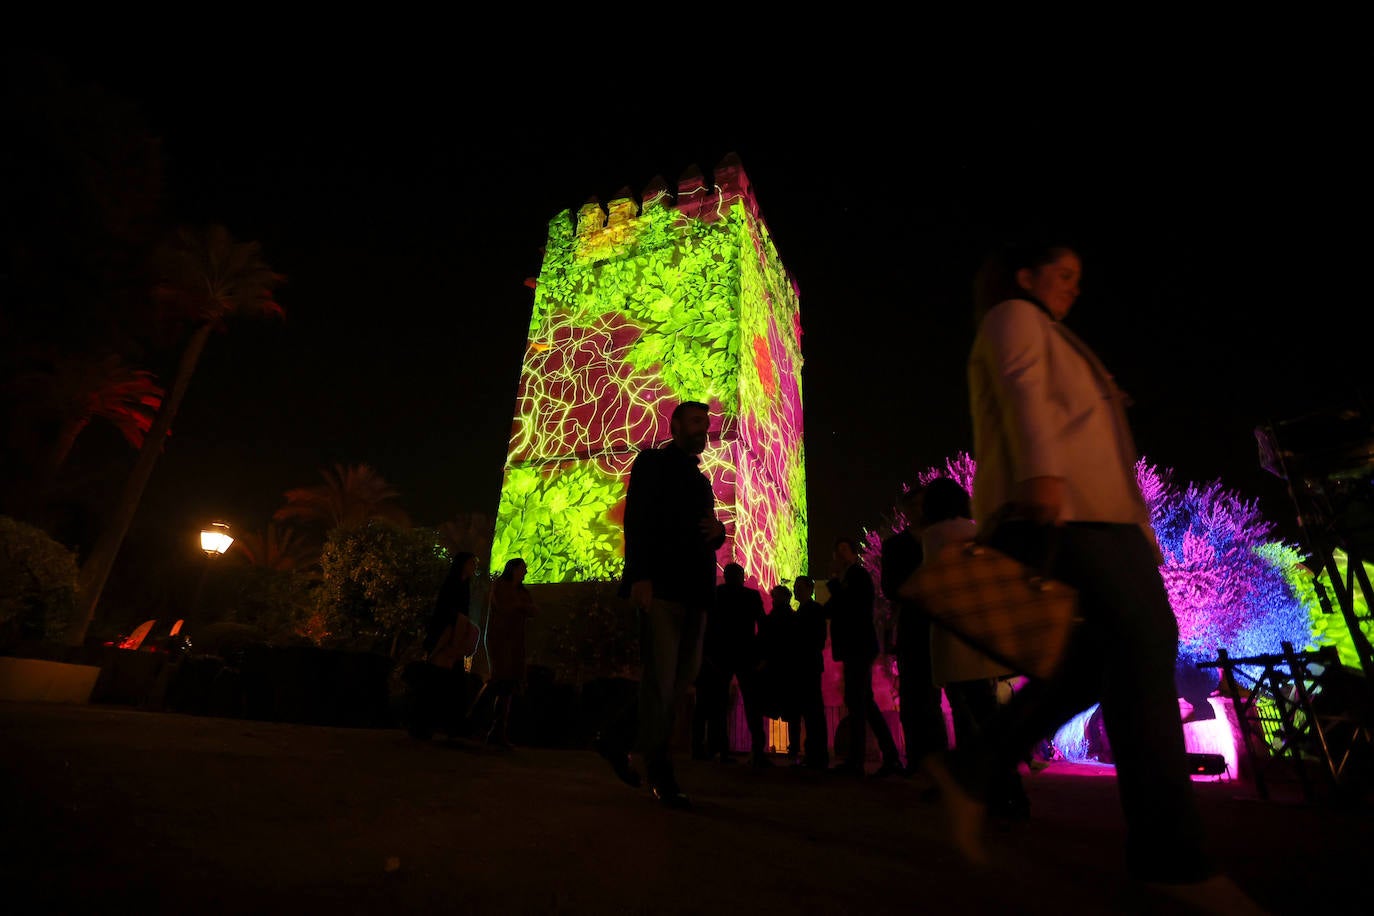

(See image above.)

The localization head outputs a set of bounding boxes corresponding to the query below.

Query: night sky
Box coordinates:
[12,47,1366,579]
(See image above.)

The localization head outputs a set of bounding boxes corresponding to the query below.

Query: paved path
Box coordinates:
[2,701,1369,914]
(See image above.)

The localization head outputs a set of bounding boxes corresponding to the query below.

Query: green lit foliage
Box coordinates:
[315,521,450,653]
[491,462,626,584]
[1309,549,1374,669]
[528,204,745,419]
[0,515,78,648]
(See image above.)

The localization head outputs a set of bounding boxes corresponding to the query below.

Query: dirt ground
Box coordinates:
[2,700,1370,915]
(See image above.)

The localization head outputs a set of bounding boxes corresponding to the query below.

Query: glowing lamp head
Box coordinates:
[201,522,234,557]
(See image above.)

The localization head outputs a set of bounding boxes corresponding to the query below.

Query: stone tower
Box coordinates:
[492,153,806,593]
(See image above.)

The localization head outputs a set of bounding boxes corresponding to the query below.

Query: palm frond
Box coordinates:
[274,462,411,531]
[152,224,285,328]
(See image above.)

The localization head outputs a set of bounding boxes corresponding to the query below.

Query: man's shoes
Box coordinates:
[593,732,641,788]
[749,753,774,768]
[829,762,864,777]
[650,782,693,810]
[718,754,739,765]
[871,760,904,778]
[644,754,691,809]
[690,750,712,762]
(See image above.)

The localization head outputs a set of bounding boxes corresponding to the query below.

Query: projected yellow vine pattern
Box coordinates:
[493,171,806,589]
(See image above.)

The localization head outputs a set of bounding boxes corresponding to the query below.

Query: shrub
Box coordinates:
[0,516,80,649]
[315,522,450,654]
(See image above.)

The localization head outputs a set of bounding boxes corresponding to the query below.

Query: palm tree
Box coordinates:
[274,463,411,532]
[70,224,283,645]
[228,522,320,574]
[7,351,163,472]
[1,351,162,521]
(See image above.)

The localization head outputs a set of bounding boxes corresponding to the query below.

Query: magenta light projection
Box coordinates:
[491,155,807,589]
[862,453,1329,771]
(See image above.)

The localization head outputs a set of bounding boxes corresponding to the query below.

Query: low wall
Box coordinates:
[0,657,102,704]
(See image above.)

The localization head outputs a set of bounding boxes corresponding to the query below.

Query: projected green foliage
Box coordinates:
[491,462,627,583]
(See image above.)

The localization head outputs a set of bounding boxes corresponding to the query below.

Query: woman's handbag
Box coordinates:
[428,616,480,670]
[898,531,1080,681]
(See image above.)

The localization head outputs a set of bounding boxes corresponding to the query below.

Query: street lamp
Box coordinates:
[201,521,234,557]
[190,521,234,624]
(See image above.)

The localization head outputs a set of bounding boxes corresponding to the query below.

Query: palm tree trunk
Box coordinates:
[70,322,215,645]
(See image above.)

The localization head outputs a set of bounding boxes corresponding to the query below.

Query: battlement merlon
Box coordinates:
[562,152,765,238]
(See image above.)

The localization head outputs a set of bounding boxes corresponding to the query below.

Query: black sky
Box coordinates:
[17,46,1367,575]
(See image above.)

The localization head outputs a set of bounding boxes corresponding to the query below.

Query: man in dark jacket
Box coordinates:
[597,400,727,809]
[826,536,903,777]
[791,575,830,769]
[881,487,948,775]
[692,562,767,766]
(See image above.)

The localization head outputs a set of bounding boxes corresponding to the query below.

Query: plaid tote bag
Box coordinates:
[898,538,1080,681]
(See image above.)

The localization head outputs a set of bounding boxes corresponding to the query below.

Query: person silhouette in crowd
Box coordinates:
[468,557,537,749]
[933,241,1263,913]
[406,551,478,741]
[693,562,770,767]
[916,475,1028,819]
[881,486,947,778]
[597,400,727,809]
[791,575,831,769]
[826,537,903,778]
[760,583,800,763]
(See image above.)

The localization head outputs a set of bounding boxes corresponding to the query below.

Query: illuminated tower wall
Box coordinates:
[491,154,807,591]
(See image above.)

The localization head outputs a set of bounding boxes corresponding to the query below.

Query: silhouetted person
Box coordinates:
[826,537,903,777]
[791,575,830,769]
[597,400,727,809]
[692,562,769,767]
[881,486,947,776]
[406,551,478,741]
[468,557,537,749]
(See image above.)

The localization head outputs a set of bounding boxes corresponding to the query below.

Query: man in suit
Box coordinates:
[693,562,769,767]
[597,400,727,809]
[791,574,830,769]
[826,537,903,777]
[881,487,948,776]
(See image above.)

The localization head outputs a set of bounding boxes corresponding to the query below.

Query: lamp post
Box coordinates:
[190,521,234,621]
[201,522,234,558]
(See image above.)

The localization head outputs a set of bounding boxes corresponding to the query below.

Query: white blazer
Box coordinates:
[967,298,1154,543]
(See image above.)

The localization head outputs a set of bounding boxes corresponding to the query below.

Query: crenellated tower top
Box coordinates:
[568,152,763,238]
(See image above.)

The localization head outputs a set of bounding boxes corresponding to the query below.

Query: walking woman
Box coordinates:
[406,551,478,740]
[469,557,537,748]
[929,241,1263,913]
